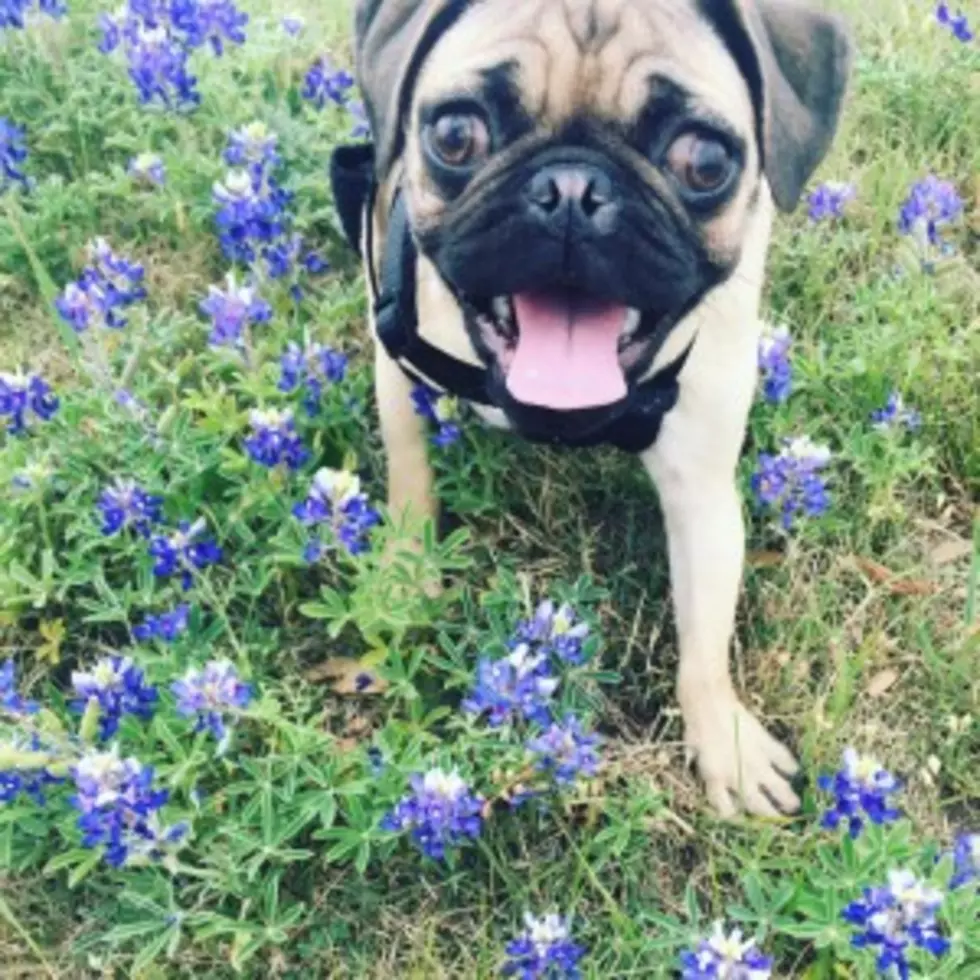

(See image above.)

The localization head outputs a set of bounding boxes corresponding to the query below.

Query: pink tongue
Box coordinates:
[506,292,629,410]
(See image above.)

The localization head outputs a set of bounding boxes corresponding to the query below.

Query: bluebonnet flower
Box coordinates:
[70,745,187,867]
[680,923,772,980]
[0,369,59,434]
[757,323,792,404]
[936,3,973,42]
[243,407,308,470]
[133,603,190,642]
[10,457,54,494]
[0,733,62,804]
[818,747,902,838]
[513,600,591,666]
[503,912,586,980]
[278,340,348,414]
[224,120,279,171]
[302,56,355,109]
[871,391,921,432]
[898,175,963,248]
[169,0,248,56]
[1,0,64,29]
[71,655,158,740]
[382,768,484,860]
[1,659,38,716]
[293,467,382,558]
[751,436,831,530]
[463,644,558,728]
[212,167,292,267]
[347,98,371,139]
[807,180,856,222]
[199,272,272,347]
[128,151,166,186]
[411,384,462,447]
[0,117,28,194]
[526,717,600,787]
[842,870,949,978]
[950,832,978,890]
[148,517,222,589]
[280,13,304,36]
[171,659,252,752]
[100,15,201,111]
[55,238,147,332]
[97,478,163,536]
[261,231,327,282]
[366,746,385,776]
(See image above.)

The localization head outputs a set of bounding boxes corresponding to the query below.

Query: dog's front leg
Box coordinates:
[642,400,800,818]
[374,341,438,530]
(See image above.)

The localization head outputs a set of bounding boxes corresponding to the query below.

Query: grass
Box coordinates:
[0,0,978,977]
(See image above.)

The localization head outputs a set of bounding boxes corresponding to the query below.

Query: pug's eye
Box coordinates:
[425,112,490,169]
[665,132,737,199]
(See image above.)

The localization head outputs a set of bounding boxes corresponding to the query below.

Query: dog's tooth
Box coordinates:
[621,308,641,340]
[492,296,511,322]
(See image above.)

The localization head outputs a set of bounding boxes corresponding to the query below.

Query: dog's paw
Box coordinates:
[683,695,800,818]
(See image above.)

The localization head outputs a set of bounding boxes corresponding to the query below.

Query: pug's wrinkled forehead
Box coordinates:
[413,0,756,147]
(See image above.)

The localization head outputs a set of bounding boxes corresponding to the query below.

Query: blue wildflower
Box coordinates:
[148,517,222,589]
[129,151,166,186]
[411,384,462,447]
[0,732,62,804]
[513,600,591,666]
[347,98,371,139]
[463,644,559,728]
[818,747,902,838]
[842,870,949,978]
[757,323,792,404]
[0,369,59,434]
[199,272,272,348]
[0,117,28,194]
[680,923,773,980]
[751,436,831,530]
[171,659,252,753]
[169,0,248,56]
[293,467,382,558]
[243,407,308,470]
[71,655,158,740]
[503,912,586,980]
[224,120,279,171]
[950,832,978,890]
[898,175,963,248]
[302,56,355,109]
[99,13,201,111]
[280,13,304,37]
[526,716,600,787]
[70,745,188,867]
[212,167,293,267]
[382,768,484,860]
[97,478,164,536]
[133,603,190,643]
[871,391,921,432]
[1,659,38,716]
[807,180,856,222]
[936,3,973,42]
[55,238,146,332]
[278,340,348,414]
[1,0,64,29]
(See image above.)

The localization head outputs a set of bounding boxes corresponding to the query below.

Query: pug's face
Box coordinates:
[401,0,758,424]
[356,0,850,437]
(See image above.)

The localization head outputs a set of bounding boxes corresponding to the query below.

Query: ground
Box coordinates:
[0,0,977,977]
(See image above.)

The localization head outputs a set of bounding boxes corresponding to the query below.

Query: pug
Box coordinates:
[333,0,852,817]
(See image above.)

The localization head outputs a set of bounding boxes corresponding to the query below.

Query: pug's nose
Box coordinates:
[526,164,619,234]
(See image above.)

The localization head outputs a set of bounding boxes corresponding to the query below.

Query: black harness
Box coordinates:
[330,143,694,454]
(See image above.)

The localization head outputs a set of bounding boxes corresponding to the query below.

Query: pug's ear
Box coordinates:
[354,0,467,177]
[708,0,854,212]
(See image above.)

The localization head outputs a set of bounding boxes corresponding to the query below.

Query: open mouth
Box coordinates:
[465,290,653,411]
